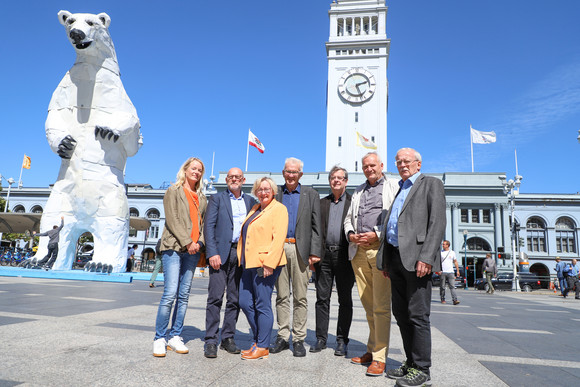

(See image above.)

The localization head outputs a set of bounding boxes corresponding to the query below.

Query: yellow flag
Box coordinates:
[22,155,31,169]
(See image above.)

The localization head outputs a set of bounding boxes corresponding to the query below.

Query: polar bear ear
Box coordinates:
[58,10,72,26]
[97,13,111,28]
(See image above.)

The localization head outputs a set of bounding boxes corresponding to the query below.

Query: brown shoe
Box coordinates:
[366,361,386,376]
[241,343,256,356]
[351,352,372,365]
[441,300,446,304]
[241,346,269,360]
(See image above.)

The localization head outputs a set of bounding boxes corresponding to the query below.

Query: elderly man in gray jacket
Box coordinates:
[378,148,446,387]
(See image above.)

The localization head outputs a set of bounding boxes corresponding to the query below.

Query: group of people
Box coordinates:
[555,257,580,299]
[151,148,446,387]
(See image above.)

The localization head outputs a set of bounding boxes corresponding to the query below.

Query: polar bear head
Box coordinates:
[58,10,116,60]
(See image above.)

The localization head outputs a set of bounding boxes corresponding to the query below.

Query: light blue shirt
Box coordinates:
[282,184,301,238]
[386,172,421,247]
[229,190,247,243]
[571,263,580,277]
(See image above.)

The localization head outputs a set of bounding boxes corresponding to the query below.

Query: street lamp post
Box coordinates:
[463,229,469,290]
[0,174,16,244]
[499,174,523,291]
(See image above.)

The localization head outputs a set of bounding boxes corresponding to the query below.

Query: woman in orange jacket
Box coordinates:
[237,177,288,360]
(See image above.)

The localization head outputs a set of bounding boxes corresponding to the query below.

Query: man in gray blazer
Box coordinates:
[378,148,446,387]
[203,168,256,358]
[271,157,322,357]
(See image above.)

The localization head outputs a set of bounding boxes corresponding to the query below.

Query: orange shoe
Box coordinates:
[351,352,372,365]
[241,343,257,356]
[241,346,269,360]
[366,361,386,376]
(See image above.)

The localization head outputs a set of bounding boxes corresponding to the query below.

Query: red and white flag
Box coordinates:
[248,130,265,153]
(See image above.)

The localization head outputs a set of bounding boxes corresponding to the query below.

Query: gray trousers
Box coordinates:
[439,273,458,302]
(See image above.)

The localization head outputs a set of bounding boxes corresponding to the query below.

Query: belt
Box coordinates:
[231,241,238,247]
[285,238,296,244]
[326,245,340,252]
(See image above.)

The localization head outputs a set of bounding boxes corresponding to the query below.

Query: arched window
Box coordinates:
[146,209,160,219]
[129,208,139,237]
[13,205,25,213]
[467,237,491,251]
[147,208,161,239]
[555,217,576,253]
[526,217,547,252]
[30,205,43,214]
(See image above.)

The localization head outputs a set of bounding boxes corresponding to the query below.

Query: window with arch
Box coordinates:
[466,237,491,251]
[147,208,161,239]
[13,205,25,213]
[555,217,576,253]
[30,205,43,214]
[129,207,139,237]
[526,217,547,252]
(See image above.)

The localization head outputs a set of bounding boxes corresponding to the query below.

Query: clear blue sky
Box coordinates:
[1,1,579,194]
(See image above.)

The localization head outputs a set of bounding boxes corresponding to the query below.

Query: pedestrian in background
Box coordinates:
[149,239,163,288]
[439,240,460,305]
[482,253,497,294]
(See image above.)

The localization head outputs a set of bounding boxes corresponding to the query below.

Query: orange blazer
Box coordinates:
[237,199,288,269]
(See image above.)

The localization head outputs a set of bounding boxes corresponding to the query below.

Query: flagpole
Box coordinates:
[18,157,24,189]
[470,125,474,173]
[514,148,519,176]
[245,128,250,172]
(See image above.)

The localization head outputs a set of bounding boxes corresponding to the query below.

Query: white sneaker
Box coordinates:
[153,338,167,357]
[167,336,189,354]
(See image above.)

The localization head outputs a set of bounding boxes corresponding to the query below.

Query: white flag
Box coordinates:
[248,129,265,153]
[356,131,377,149]
[471,126,497,144]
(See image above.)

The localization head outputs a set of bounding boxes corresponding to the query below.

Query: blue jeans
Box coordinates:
[154,250,200,340]
[239,266,282,348]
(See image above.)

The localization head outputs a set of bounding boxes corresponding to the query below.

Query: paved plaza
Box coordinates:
[0,273,579,386]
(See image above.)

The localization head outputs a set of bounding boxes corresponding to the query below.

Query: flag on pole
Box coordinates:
[248,130,265,153]
[470,126,497,144]
[22,155,31,169]
[356,131,377,149]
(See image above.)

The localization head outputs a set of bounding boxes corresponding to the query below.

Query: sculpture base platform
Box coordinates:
[0,266,148,283]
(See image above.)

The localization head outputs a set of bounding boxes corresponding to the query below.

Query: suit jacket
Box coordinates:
[276,184,322,265]
[204,190,257,264]
[237,199,288,269]
[344,176,399,259]
[320,192,352,262]
[160,185,207,253]
[377,174,446,273]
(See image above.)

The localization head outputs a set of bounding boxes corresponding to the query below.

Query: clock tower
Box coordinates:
[325,0,389,171]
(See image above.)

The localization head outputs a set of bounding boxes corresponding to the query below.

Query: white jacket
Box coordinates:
[344,176,399,260]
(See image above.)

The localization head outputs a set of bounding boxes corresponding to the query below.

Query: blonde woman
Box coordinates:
[237,177,288,360]
[153,157,207,357]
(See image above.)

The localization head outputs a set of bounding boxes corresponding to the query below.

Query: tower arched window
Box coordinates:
[30,205,43,214]
[526,217,547,252]
[555,217,576,253]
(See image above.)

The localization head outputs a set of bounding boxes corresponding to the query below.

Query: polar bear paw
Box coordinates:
[95,126,120,142]
[84,261,113,274]
[57,135,77,159]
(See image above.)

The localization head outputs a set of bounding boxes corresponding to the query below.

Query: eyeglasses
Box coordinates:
[283,170,301,175]
[256,188,272,194]
[226,175,243,181]
[394,159,418,167]
[330,176,346,181]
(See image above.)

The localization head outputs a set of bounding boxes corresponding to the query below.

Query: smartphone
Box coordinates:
[256,267,264,277]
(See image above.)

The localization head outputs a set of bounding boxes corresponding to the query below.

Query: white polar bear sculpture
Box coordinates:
[36,10,142,273]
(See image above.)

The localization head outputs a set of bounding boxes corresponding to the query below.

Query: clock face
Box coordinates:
[338,68,376,103]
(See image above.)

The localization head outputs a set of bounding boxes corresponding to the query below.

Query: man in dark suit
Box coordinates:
[310,166,354,356]
[271,157,322,357]
[203,167,256,358]
[378,148,446,387]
